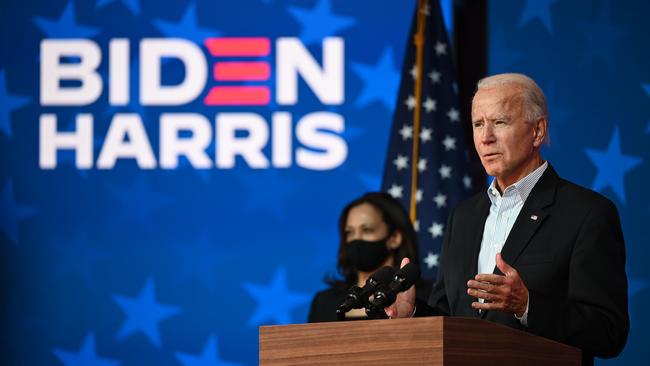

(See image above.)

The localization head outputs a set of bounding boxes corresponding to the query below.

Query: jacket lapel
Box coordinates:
[497,165,558,269]
[479,165,559,319]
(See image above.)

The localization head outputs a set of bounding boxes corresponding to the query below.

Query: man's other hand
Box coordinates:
[467,253,529,316]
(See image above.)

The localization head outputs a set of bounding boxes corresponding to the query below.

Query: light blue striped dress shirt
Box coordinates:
[477,161,548,325]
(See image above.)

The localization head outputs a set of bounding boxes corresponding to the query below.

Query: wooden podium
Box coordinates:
[259,316,580,365]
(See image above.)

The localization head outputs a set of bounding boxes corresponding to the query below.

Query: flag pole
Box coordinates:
[409,0,427,223]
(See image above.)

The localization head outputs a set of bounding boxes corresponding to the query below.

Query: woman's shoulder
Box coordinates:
[308,285,349,323]
[312,285,348,303]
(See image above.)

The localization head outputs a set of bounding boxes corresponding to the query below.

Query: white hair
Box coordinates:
[476,73,549,143]
[477,73,548,123]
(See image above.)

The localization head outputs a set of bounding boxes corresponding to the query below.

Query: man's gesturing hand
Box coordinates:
[467,253,528,317]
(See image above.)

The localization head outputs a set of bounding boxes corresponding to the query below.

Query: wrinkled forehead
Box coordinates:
[471,85,525,119]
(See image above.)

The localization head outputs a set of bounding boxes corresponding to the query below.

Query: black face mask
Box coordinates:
[345,237,392,272]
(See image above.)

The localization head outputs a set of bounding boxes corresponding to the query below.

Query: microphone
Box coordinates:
[366,263,421,317]
[336,266,396,320]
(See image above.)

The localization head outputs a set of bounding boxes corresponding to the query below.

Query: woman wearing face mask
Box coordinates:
[308,192,431,322]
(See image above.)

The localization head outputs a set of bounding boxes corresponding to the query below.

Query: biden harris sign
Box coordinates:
[39,36,347,170]
[2,1,423,365]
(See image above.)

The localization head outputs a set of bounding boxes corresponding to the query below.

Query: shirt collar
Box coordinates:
[486,161,548,204]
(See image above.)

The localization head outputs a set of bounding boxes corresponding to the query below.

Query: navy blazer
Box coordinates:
[428,165,629,365]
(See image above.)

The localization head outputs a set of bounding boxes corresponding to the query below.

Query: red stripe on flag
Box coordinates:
[204,86,270,105]
[214,62,270,81]
[204,38,270,57]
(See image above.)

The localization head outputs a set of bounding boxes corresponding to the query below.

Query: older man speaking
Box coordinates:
[387,73,629,366]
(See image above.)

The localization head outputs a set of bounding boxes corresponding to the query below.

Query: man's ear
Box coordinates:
[533,117,547,147]
[387,231,403,250]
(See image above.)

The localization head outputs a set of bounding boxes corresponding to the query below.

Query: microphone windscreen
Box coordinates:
[370,266,397,285]
[396,263,421,289]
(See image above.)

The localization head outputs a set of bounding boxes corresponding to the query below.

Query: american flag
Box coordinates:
[381,0,475,279]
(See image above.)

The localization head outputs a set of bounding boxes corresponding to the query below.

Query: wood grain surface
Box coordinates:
[259,317,580,365]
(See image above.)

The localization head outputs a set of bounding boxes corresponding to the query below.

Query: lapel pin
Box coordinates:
[530,215,538,221]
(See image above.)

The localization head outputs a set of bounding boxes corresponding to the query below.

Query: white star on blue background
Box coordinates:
[174,336,241,366]
[517,0,558,33]
[113,277,181,348]
[52,333,119,366]
[352,47,400,111]
[96,0,141,16]
[584,127,642,204]
[155,3,220,41]
[243,266,310,326]
[33,1,100,38]
[0,181,39,246]
[288,0,357,44]
[0,70,30,138]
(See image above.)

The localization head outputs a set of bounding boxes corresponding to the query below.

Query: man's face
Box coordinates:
[471,84,543,188]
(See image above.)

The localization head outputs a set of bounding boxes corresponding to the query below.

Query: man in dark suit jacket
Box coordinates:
[386,73,629,365]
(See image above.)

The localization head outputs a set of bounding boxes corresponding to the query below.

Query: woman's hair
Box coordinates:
[328,192,419,287]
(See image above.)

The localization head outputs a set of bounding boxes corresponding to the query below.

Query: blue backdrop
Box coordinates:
[488,1,649,363]
[0,0,647,365]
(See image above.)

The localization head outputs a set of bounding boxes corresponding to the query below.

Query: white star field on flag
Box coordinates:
[405,95,416,110]
[434,41,447,55]
[429,69,441,83]
[381,0,475,277]
[399,124,414,140]
[424,252,439,269]
[428,222,444,238]
[442,135,456,150]
[423,98,437,112]
[420,127,433,142]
